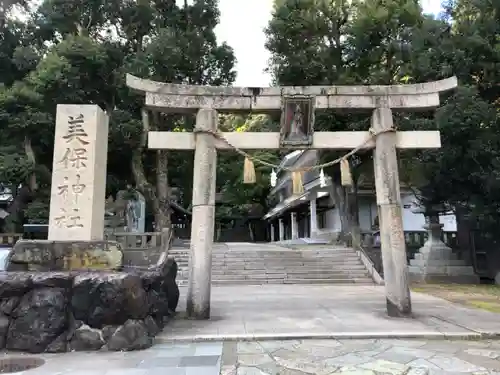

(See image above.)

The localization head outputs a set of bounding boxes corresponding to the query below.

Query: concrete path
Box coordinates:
[10,342,223,375]
[157,285,500,341]
[221,338,500,374]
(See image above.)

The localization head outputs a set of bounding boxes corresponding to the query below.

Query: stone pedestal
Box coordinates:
[291,212,298,240]
[409,223,479,283]
[279,219,285,241]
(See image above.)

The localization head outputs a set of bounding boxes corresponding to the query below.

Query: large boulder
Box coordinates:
[134,256,179,321]
[107,319,152,351]
[0,272,33,297]
[0,254,179,353]
[71,272,149,328]
[6,287,69,352]
[70,323,106,351]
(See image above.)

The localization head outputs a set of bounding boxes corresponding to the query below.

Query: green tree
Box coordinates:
[216,114,280,219]
[0,82,53,230]
[120,0,236,230]
[0,0,236,234]
[444,0,500,104]
[266,0,427,244]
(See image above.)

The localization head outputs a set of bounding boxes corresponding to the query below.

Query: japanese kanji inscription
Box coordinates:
[48,104,109,241]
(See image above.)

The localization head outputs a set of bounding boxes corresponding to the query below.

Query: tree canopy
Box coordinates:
[266,0,500,237]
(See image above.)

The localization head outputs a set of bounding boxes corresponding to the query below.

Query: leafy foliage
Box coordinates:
[265,0,500,238]
[0,0,499,237]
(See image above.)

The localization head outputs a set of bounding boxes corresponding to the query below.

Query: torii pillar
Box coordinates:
[127,74,458,319]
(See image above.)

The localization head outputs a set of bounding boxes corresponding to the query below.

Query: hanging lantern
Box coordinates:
[270,169,277,187]
[319,168,326,187]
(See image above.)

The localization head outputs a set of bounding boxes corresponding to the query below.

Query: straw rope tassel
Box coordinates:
[340,158,353,187]
[291,171,304,195]
[243,156,256,184]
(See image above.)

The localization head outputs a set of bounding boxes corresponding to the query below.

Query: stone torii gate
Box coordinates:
[127,74,457,320]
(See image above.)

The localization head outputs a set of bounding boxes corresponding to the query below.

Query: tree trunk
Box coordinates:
[328,178,361,247]
[131,146,157,212]
[4,185,31,233]
[131,110,160,228]
[455,205,474,265]
[155,149,171,231]
[348,183,361,248]
[4,136,38,233]
[151,112,172,235]
[329,182,349,243]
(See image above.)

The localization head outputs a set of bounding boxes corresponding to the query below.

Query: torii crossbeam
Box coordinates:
[127,74,458,320]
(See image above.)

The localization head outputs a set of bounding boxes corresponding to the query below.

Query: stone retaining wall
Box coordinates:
[0,240,179,353]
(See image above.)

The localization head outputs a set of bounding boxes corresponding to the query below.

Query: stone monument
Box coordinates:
[2,105,180,355]
[48,104,109,241]
[409,208,479,283]
[12,104,124,271]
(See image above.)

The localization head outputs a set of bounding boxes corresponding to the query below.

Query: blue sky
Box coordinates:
[215,0,443,86]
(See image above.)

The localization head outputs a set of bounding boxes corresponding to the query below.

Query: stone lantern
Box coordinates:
[408,205,478,283]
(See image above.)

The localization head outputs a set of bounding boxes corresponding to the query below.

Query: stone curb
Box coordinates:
[156,331,498,343]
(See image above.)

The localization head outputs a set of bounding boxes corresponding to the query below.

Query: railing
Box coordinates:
[0,233,23,246]
[105,231,166,251]
[105,230,175,272]
[359,230,459,278]
[360,230,458,249]
[347,236,384,285]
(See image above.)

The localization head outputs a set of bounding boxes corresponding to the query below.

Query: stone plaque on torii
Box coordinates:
[127,74,457,319]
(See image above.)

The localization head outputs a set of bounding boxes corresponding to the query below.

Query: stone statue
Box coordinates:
[288,104,305,139]
[280,97,314,147]
[126,199,140,232]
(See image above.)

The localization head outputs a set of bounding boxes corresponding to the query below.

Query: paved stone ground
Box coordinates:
[10,339,500,374]
[156,285,500,341]
[1,342,223,374]
[221,339,500,374]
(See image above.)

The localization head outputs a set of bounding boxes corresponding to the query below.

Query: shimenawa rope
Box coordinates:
[193,127,394,172]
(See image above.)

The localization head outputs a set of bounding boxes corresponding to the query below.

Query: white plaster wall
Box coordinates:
[438,213,457,232]
[295,190,458,240]
[325,208,341,232]
[314,192,457,235]
[401,194,425,231]
[362,193,457,232]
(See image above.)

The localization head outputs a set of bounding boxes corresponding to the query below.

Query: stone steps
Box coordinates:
[169,243,374,285]
[211,268,368,273]
[212,270,367,279]
[209,278,373,285]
